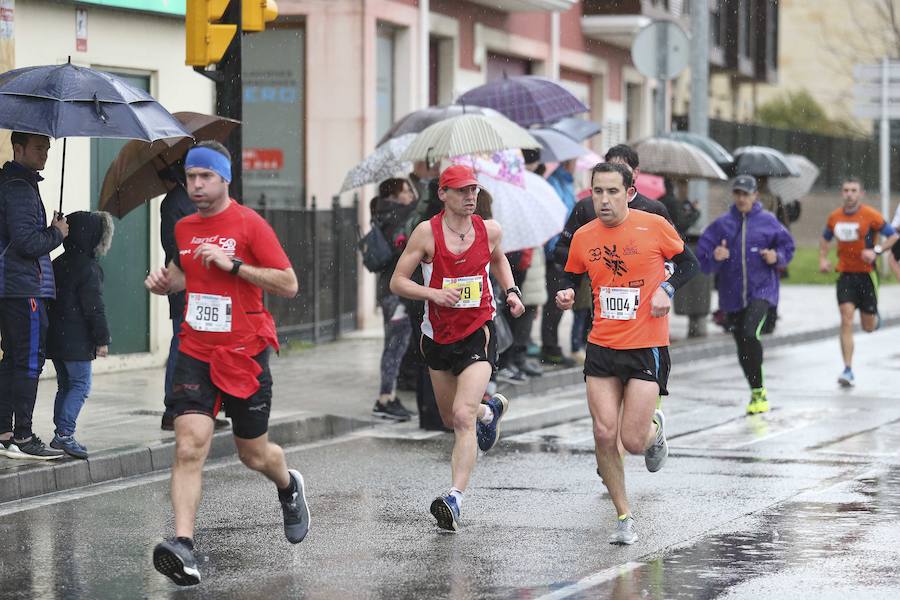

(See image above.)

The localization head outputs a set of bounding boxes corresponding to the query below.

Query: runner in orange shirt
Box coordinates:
[819,176,897,387]
[556,162,699,545]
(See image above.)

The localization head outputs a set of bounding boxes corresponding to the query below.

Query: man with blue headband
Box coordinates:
[145,141,308,586]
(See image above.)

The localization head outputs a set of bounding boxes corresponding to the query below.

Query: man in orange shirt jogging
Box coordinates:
[819,176,897,387]
[555,163,699,545]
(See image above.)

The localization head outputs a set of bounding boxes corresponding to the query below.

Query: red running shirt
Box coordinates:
[421,212,495,344]
[175,200,291,362]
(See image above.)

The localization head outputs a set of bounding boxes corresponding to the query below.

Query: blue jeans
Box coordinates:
[163,313,183,418]
[52,360,92,436]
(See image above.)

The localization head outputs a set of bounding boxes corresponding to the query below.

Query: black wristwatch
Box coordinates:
[505,286,523,301]
[230,258,243,275]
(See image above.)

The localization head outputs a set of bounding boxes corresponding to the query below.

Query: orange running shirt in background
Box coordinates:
[565,209,684,350]
[825,204,886,273]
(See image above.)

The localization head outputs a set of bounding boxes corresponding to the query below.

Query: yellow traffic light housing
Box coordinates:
[185,0,237,67]
[243,0,278,33]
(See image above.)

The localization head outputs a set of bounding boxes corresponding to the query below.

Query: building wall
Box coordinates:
[7,0,214,373]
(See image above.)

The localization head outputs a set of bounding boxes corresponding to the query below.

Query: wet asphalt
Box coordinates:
[1,328,899,599]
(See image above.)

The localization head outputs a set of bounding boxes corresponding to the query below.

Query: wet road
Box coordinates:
[1,328,899,599]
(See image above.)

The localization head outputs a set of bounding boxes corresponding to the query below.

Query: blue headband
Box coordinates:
[185,146,232,183]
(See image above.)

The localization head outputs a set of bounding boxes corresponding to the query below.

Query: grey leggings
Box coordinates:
[379,295,412,396]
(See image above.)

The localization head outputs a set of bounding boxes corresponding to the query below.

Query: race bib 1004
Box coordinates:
[186,293,233,332]
[599,287,640,320]
[833,221,860,242]
[442,276,483,309]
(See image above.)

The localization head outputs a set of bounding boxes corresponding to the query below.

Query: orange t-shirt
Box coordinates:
[565,210,684,350]
[825,204,886,273]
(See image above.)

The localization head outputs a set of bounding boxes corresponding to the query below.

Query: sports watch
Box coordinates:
[873,244,884,256]
[230,258,243,275]
[660,281,675,298]
[505,286,523,301]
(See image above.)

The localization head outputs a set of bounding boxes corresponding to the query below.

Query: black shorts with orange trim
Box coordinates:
[583,343,671,395]
[171,349,272,439]
[421,320,497,376]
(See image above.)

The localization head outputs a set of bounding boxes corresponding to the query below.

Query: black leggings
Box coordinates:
[728,299,770,390]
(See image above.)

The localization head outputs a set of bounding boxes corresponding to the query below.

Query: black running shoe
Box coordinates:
[16,436,64,460]
[373,400,410,421]
[388,398,416,417]
[153,538,201,586]
[281,469,311,543]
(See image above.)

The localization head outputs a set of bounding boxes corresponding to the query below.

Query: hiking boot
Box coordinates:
[430,494,460,531]
[477,394,509,452]
[280,469,311,544]
[373,399,411,422]
[608,515,637,545]
[0,438,27,459]
[50,434,88,459]
[644,409,668,473]
[838,367,855,388]
[153,538,201,586]
[15,436,64,460]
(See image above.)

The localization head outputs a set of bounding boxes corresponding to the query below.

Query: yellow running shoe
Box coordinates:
[746,389,770,415]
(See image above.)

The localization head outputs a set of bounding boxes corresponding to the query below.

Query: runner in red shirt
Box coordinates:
[144,142,308,586]
[391,165,525,531]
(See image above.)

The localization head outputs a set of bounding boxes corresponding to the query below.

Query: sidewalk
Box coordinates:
[2,284,898,503]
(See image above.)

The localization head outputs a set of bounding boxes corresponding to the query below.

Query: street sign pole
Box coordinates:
[880,57,890,228]
[217,0,242,202]
[655,23,668,136]
[689,0,710,228]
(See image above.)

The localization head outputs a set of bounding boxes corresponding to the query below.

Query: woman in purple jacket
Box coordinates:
[696,175,795,415]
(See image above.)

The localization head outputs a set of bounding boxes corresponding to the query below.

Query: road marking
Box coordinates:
[532,561,643,600]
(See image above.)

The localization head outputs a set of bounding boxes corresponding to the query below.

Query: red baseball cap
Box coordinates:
[439,165,480,189]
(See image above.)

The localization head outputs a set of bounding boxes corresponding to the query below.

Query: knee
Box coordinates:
[592,419,617,449]
[238,447,270,472]
[862,321,876,333]
[452,408,475,432]
[175,436,206,465]
[620,431,647,456]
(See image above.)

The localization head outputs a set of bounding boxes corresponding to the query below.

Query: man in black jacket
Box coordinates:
[0,132,69,459]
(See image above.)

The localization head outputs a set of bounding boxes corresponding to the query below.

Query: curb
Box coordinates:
[0,413,370,505]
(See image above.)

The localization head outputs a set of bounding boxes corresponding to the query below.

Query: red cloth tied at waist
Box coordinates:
[209,346,263,399]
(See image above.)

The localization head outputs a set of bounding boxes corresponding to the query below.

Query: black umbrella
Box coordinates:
[732,146,800,178]
[0,59,190,212]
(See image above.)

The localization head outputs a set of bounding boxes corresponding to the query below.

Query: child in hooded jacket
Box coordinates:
[46,211,113,458]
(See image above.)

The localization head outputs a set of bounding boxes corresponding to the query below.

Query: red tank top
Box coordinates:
[421,212,495,344]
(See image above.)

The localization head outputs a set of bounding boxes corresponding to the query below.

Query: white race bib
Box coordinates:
[442,276,483,309]
[186,293,232,332]
[833,221,860,242]
[599,287,640,320]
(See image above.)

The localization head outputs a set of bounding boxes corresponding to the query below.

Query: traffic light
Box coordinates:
[185,0,237,67]
[243,0,278,32]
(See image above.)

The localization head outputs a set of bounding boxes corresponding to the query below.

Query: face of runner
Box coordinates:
[186,166,230,213]
[841,181,863,212]
[591,170,631,226]
[733,190,757,214]
[438,185,479,217]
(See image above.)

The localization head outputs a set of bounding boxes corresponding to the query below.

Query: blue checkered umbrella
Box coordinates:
[456,75,589,128]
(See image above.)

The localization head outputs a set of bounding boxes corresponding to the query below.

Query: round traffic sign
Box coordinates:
[631,20,690,81]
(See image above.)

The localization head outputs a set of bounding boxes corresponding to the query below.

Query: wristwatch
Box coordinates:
[230,258,243,275]
[873,244,884,256]
[505,286,523,301]
[660,281,676,298]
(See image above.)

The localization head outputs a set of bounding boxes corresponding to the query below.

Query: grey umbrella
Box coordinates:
[661,131,734,170]
[377,105,502,147]
[548,117,602,142]
[530,128,589,163]
[733,146,800,178]
[341,134,416,192]
[632,137,727,180]
[769,154,820,200]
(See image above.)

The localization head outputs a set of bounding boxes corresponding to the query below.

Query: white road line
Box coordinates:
[531,561,643,600]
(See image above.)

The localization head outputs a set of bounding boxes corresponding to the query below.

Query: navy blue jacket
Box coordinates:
[0,161,63,298]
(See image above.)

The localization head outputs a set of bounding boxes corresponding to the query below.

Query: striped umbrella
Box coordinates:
[400,114,539,164]
[632,137,727,180]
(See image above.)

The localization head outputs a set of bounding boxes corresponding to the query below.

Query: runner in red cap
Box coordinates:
[144,141,310,586]
[391,164,525,531]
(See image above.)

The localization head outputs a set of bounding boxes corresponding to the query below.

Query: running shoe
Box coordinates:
[539,351,576,368]
[838,367,855,388]
[0,439,27,459]
[608,515,637,545]
[372,399,410,422]
[495,366,526,385]
[16,436,64,460]
[516,358,544,377]
[280,469,311,544]
[154,538,201,586]
[644,409,668,473]
[388,398,416,417]
[430,494,460,531]
[476,393,509,452]
[746,389,770,415]
[50,434,88,459]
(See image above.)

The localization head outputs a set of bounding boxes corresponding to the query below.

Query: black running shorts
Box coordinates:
[171,349,273,439]
[892,242,900,262]
[421,320,497,376]
[583,343,671,395]
[836,272,878,315]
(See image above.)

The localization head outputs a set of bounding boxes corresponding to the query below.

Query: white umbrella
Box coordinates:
[401,114,539,163]
[768,154,820,200]
[479,170,567,253]
[631,137,728,180]
[340,134,416,192]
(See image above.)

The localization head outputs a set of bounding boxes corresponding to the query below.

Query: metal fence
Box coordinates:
[258,195,359,343]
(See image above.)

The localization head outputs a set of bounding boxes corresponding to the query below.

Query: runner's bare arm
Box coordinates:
[145,261,186,295]
[390,222,461,307]
[485,220,525,318]
[819,234,833,273]
[236,265,299,298]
